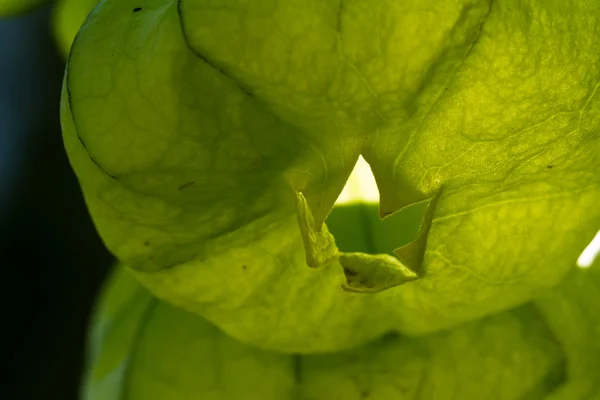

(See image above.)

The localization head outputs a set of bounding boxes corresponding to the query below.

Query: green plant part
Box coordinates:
[51,0,99,56]
[83,268,296,400]
[0,0,48,16]
[534,263,600,399]
[63,0,600,353]
[88,264,600,400]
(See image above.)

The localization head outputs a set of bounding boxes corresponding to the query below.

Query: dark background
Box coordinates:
[0,6,113,400]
